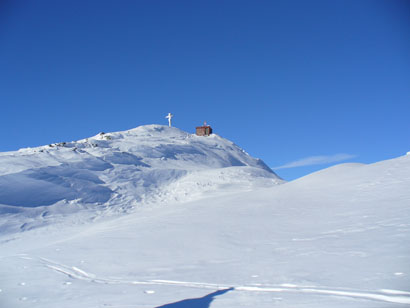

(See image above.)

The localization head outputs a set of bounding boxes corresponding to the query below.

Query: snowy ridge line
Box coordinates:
[0,124,280,213]
[33,256,410,305]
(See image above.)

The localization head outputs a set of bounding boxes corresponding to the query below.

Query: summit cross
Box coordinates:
[165,113,174,127]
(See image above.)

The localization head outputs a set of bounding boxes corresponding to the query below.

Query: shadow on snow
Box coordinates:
[154,288,234,308]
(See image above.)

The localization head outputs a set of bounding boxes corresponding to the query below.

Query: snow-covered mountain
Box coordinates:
[0,125,409,308]
[0,125,282,232]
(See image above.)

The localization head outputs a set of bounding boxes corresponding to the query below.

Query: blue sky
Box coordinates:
[1,0,409,180]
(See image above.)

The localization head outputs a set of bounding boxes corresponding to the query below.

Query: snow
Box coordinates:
[0,125,409,307]
[0,125,280,232]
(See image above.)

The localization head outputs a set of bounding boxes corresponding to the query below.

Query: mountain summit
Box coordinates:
[0,126,409,307]
[0,125,282,219]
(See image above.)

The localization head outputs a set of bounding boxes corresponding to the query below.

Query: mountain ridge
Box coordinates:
[0,127,409,307]
[0,125,282,231]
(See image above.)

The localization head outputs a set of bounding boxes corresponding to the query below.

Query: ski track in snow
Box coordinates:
[29,256,410,305]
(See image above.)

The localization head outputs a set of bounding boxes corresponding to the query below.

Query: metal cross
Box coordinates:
[165,113,173,127]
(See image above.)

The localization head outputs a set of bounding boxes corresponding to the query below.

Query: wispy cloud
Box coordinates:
[274,154,356,170]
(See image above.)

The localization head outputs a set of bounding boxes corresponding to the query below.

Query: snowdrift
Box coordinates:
[0,125,282,227]
[0,126,409,307]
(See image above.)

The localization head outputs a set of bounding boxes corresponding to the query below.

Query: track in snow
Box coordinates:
[29,256,410,305]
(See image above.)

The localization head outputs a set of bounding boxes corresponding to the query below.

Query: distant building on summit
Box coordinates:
[196,122,213,136]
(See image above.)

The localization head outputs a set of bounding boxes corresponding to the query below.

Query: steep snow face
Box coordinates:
[0,125,281,221]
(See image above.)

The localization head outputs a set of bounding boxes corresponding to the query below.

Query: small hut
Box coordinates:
[196,122,213,136]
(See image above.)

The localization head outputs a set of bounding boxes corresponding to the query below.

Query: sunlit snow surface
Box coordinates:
[0,125,409,307]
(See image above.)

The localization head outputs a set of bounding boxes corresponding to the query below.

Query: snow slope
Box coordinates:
[0,126,409,308]
[0,125,281,232]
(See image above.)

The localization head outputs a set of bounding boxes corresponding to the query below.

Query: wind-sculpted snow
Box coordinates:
[0,167,112,207]
[0,125,281,222]
[101,151,150,167]
[0,126,409,307]
[0,153,409,307]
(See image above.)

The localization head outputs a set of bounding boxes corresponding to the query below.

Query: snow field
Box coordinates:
[0,125,409,307]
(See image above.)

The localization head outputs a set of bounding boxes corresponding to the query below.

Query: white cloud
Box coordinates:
[274,153,356,170]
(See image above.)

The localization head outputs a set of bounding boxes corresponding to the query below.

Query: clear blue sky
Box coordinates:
[1,0,409,180]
